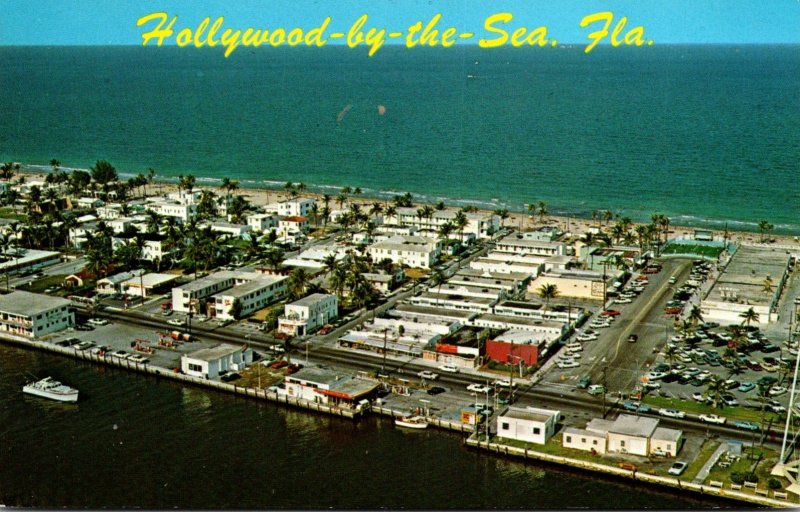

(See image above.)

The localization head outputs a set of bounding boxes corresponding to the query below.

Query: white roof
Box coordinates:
[123,273,178,288]
[0,291,70,316]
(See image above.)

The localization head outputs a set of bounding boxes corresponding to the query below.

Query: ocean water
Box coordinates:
[0,343,731,509]
[0,45,798,233]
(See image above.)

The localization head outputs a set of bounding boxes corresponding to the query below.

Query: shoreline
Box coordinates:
[0,332,787,509]
[15,165,800,247]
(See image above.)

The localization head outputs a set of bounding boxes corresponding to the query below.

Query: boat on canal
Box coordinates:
[23,376,79,402]
[394,415,428,429]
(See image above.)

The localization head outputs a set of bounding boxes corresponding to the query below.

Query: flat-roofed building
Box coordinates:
[496,406,560,445]
[0,248,61,276]
[247,213,280,232]
[146,199,197,222]
[389,303,478,324]
[496,235,568,257]
[123,273,180,298]
[562,426,607,454]
[181,343,253,379]
[172,274,236,313]
[265,198,316,218]
[651,427,683,457]
[471,314,567,339]
[451,268,530,293]
[469,257,543,277]
[0,291,74,338]
[278,293,338,336]
[284,367,379,408]
[111,232,173,262]
[212,275,288,320]
[204,221,251,238]
[485,330,548,366]
[606,414,660,456]
[409,292,497,313]
[390,207,498,239]
[528,269,616,300]
[368,235,442,270]
[96,269,146,295]
[493,300,586,324]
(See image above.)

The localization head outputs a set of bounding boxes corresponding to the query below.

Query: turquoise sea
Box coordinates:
[0,45,798,233]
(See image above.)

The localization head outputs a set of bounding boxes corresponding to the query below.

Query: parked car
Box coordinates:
[699,414,726,425]
[734,421,760,431]
[418,370,439,380]
[557,360,580,369]
[494,379,518,388]
[692,392,705,402]
[87,318,109,326]
[721,395,739,407]
[659,409,686,419]
[438,364,459,374]
[587,384,605,395]
[668,462,688,476]
[466,383,492,394]
[628,333,639,343]
[167,319,186,327]
[601,310,621,317]
[767,401,786,413]
[577,376,591,389]
[427,386,446,395]
[738,382,755,393]
[769,386,788,397]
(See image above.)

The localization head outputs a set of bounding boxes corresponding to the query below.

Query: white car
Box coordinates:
[614,298,633,304]
[668,462,688,476]
[557,360,580,369]
[466,383,492,393]
[576,334,598,342]
[587,384,605,395]
[438,364,459,374]
[418,370,439,380]
[494,379,518,388]
[699,414,726,425]
[646,371,668,381]
[659,409,686,419]
[566,345,583,353]
[769,386,788,397]
[559,351,581,360]
[87,318,109,326]
[692,392,705,402]
[167,319,186,327]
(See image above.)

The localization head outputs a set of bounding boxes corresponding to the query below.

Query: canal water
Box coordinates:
[0,344,732,509]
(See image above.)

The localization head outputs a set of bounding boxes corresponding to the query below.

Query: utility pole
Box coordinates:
[382,328,388,373]
[602,366,608,418]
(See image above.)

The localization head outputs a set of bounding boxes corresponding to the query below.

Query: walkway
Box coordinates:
[693,443,727,484]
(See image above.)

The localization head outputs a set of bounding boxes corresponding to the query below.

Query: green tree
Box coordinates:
[705,374,727,409]
[538,283,559,311]
[90,160,118,186]
[740,307,760,328]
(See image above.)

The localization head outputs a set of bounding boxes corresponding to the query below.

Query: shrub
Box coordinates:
[767,478,783,490]
[729,472,746,485]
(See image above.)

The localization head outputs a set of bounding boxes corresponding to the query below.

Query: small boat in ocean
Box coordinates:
[23,376,79,402]
[395,415,428,429]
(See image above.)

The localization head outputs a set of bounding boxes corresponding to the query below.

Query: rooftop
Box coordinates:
[609,414,659,438]
[475,314,564,329]
[501,406,557,424]
[652,427,682,443]
[391,303,475,320]
[184,343,249,362]
[290,293,336,308]
[454,268,530,282]
[124,273,178,288]
[0,291,71,316]
[705,245,789,307]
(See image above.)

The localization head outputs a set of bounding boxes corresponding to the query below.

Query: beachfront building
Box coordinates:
[211,274,289,320]
[527,269,617,300]
[367,235,442,270]
[278,293,338,336]
[496,235,568,257]
[496,407,561,445]
[390,207,499,240]
[181,343,253,380]
[96,269,146,295]
[283,367,379,408]
[700,245,789,325]
[0,291,74,338]
[247,213,280,233]
[520,226,563,242]
[146,199,197,223]
[265,198,316,218]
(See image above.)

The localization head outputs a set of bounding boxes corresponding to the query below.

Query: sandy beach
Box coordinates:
[17,169,800,248]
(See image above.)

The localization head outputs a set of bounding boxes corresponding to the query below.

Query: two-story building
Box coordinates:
[0,291,74,338]
[278,293,338,336]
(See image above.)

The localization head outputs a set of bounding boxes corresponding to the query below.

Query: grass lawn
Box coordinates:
[641,395,782,424]
[703,446,788,490]
[233,362,286,389]
[662,243,724,258]
[682,439,721,481]
[16,274,69,294]
[0,208,27,222]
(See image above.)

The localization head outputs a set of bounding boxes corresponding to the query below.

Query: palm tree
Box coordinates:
[688,305,704,327]
[438,221,455,246]
[453,210,468,243]
[263,247,285,273]
[664,344,680,370]
[494,208,509,229]
[0,233,12,291]
[740,307,760,328]
[537,201,548,223]
[146,167,156,196]
[145,210,163,234]
[757,220,774,243]
[705,375,727,409]
[527,203,538,228]
[90,160,118,187]
[538,283,559,311]
[286,268,311,300]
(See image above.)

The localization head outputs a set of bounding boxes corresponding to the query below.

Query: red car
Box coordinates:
[601,310,621,317]
[664,307,682,315]
[270,360,289,370]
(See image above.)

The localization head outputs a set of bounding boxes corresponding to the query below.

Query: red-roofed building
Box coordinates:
[279,216,309,236]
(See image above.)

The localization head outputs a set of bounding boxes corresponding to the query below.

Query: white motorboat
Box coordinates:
[23,377,79,402]
[395,415,428,429]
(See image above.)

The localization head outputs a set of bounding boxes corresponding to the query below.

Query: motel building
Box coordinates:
[283,367,380,409]
[0,291,75,338]
[181,343,254,380]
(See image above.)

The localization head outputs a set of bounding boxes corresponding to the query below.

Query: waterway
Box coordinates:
[0,343,733,508]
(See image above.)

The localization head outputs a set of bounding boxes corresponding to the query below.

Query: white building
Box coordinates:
[122,273,179,298]
[181,343,253,379]
[469,257,543,277]
[368,235,441,269]
[283,367,379,408]
[496,406,561,445]
[146,200,197,223]
[0,291,74,338]
[282,245,349,270]
[496,235,568,257]
[391,207,499,239]
[96,269,146,295]
[204,221,252,239]
[172,274,237,313]
[278,293,338,336]
[211,275,288,320]
[247,213,279,233]
[265,198,316,218]
[528,270,616,300]
[562,426,608,454]
[651,427,683,457]
[278,216,310,237]
[111,233,172,262]
[0,248,61,276]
